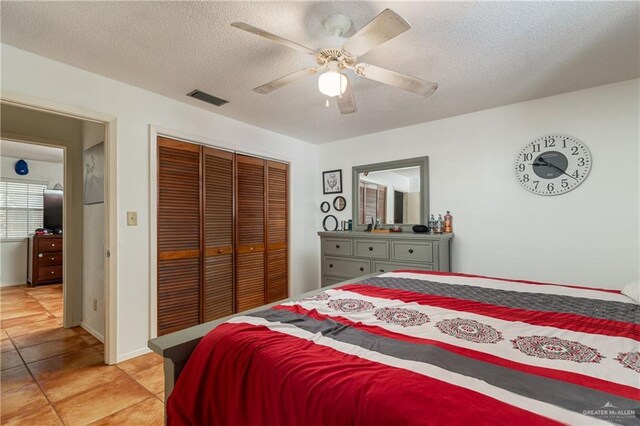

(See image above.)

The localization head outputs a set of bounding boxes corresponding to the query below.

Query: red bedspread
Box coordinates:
[167,271,640,425]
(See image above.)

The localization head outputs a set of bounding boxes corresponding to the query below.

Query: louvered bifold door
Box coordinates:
[235,155,266,312]
[157,137,202,336]
[266,161,288,303]
[202,147,235,322]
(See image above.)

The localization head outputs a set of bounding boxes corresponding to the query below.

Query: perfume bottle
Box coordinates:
[444,211,453,233]
[428,214,436,234]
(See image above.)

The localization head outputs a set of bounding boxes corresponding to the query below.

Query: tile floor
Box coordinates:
[1,284,164,425]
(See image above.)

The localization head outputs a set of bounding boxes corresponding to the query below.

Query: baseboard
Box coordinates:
[80,321,104,343]
[117,347,152,363]
[0,281,26,287]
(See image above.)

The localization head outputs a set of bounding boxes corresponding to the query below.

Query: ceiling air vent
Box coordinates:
[187,90,228,107]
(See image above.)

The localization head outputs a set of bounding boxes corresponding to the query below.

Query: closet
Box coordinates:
[157,137,288,336]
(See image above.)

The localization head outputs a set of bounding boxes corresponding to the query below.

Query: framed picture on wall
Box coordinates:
[83,142,104,205]
[323,169,342,194]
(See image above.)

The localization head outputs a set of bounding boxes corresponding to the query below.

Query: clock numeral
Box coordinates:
[571,146,579,155]
[522,174,529,182]
[517,164,525,172]
[547,183,554,192]
[572,170,580,179]
[532,144,541,153]
[562,138,567,148]
[523,153,533,161]
[577,157,585,167]
[533,181,540,190]
[561,179,569,188]
[545,137,555,148]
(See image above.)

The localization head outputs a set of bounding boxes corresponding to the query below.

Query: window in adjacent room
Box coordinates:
[0,179,47,239]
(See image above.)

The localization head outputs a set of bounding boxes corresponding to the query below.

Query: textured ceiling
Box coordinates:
[1,140,64,163]
[1,2,638,144]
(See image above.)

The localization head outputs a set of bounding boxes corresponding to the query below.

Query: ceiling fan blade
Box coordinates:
[337,75,357,114]
[342,9,411,57]
[355,63,438,97]
[253,68,318,94]
[231,22,316,55]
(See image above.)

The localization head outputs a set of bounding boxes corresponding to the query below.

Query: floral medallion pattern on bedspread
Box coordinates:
[167,271,640,426]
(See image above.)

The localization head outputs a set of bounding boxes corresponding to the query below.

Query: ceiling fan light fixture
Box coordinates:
[318,70,348,97]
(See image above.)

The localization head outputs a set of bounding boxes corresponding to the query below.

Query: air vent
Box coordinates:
[187,90,228,107]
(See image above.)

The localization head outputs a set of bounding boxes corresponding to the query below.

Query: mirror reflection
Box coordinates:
[358,166,421,225]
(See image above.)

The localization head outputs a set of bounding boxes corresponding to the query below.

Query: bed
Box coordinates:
[149,271,639,425]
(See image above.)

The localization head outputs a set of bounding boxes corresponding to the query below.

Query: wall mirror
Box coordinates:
[352,156,429,232]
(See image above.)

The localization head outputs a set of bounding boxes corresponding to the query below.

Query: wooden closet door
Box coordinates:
[157,137,201,335]
[202,147,235,321]
[266,161,288,303]
[235,155,266,312]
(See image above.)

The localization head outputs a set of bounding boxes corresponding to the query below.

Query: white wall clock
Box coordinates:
[515,135,591,196]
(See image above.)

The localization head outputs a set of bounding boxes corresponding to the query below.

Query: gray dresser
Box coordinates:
[318,231,453,287]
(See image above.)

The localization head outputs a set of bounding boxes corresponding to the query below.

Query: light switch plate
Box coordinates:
[127,211,138,226]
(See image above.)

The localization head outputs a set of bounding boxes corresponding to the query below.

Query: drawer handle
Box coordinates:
[51,271,54,275]
[380,269,385,273]
[360,267,364,272]
[329,264,333,268]
[336,244,340,249]
[408,249,414,254]
[51,244,55,247]
[51,257,55,261]
[368,246,373,251]
[218,249,223,254]
[250,247,254,251]
[38,254,43,258]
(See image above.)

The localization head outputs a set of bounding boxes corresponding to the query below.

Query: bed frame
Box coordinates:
[148,273,381,401]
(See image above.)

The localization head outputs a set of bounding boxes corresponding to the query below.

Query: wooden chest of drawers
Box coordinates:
[27,235,63,287]
[318,231,453,288]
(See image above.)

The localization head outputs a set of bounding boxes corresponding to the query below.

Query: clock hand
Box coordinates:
[536,158,577,180]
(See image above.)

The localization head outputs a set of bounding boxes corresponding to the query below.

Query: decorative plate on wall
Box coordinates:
[333,196,346,211]
[323,215,338,231]
[321,201,330,213]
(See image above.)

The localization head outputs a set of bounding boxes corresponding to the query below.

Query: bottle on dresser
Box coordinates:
[444,211,453,233]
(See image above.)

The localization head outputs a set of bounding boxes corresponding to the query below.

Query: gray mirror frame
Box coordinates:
[352,156,429,232]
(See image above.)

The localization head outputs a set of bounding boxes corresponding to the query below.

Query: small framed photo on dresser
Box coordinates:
[323,169,342,194]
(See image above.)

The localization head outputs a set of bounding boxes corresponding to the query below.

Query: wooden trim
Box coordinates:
[233,153,238,314]
[236,244,265,254]
[158,250,200,261]
[236,154,265,166]
[203,146,233,160]
[205,246,233,257]
[263,162,269,305]
[158,136,200,152]
[198,145,204,324]
[267,241,287,251]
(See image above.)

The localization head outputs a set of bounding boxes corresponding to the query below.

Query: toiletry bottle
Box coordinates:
[429,214,436,234]
[436,214,444,234]
[444,211,453,233]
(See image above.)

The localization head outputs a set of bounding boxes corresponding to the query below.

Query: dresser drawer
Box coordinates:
[38,252,63,266]
[354,240,388,259]
[38,266,62,282]
[323,238,353,256]
[391,241,433,262]
[324,257,371,278]
[374,261,433,274]
[38,238,62,252]
[323,276,346,288]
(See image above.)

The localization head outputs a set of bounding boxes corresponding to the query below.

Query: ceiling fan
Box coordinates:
[231,9,438,114]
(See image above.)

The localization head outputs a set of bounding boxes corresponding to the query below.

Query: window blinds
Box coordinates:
[0,180,46,239]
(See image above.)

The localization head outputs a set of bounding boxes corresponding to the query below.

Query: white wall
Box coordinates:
[1,44,320,361]
[319,79,639,289]
[81,121,106,341]
[0,155,63,286]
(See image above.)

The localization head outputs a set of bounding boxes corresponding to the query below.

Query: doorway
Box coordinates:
[0,100,116,364]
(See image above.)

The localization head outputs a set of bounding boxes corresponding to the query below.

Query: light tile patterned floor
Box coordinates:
[1,284,164,425]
